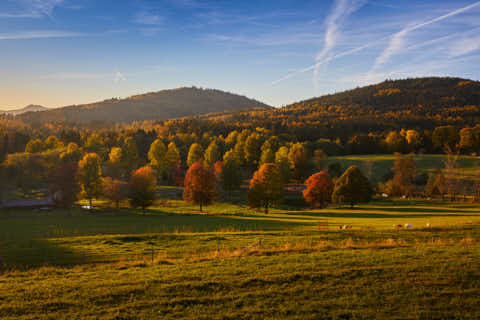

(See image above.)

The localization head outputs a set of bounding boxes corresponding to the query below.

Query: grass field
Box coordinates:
[0,200,479,319]
[327,154,480,182]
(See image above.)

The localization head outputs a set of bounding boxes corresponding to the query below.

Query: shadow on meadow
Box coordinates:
[1,238,91,269]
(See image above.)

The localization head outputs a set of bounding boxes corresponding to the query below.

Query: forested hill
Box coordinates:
[296,77,480,111]
[195,77,480,140]
[16,87,271,124]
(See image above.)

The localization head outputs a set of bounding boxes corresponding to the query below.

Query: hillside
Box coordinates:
[0,105,48,116]
[16,87,270,124]
[194,77,480,140]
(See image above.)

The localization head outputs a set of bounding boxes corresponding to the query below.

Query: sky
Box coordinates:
[1,0,480,109]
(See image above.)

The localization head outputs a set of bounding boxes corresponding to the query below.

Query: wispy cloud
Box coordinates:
[314,0,365,91]
[449,36,480,57]
[133,11,163,25]
[0,30,83,40]
[1,0,65,18]
[271,1,480,87]
[371,1,480,72]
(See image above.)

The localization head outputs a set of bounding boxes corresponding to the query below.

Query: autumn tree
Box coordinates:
[25,139,44,153]
[432,126,458,151]
[103,177,128,209]
[77,153,103,208]
[332,165,372,208]
[303,171,334,208]
[148,139,167,179]
[45,136,63,150]
[121,137,139,177]
[204,140,221,167]
[275,146,291,184]
[49,161,80,209]
[288,143,308,180]
[425,170,446,199]
[187,143,204,167]
[183,162,217,211]
[164,142,181,183]
[60,142,82,163]
[244,132,263,168]
[390,153,417,197]
[84,133,107,159]
[260,147,275,165]
[129,166,157,214]
[248,163,283,214]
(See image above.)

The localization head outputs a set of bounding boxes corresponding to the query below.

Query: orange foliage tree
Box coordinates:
[129,166,157,214]
[303,171,333,208]
[248,163,283,214]
[183,162,217,211]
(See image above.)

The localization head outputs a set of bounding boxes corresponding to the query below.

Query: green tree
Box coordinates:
[220,158,242,197]
[332,165,372,208]
[248,163,283,214]
[187,143,204,167]
[121,137,139,177]
[78,153,103,208]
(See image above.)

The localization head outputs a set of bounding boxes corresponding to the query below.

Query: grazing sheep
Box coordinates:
[404,223,412,228]
[393,224,403,229]
[426,223,431,228]
[339,225,352,230]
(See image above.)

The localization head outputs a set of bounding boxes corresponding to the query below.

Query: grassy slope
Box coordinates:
[0,201,479,319]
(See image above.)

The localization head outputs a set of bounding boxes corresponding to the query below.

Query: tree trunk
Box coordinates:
[264,203,268,214]
[350,202,354,209]
[89,198,93,211]
[142,206,145,215]
[200,202,203,212]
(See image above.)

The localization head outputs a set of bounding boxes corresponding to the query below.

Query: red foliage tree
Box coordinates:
[183,161,217,211]
[129,166,157,215]
[49,162,80,209]
[303,171,333,208]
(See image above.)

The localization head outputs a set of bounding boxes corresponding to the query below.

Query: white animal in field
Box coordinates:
[426,223,431,228]
[339,225,352,230]
[393,224,403,229]
[404,223,412,228]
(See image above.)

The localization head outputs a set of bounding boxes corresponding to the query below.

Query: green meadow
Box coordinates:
[327,154,480,182]
[0,200,479,319]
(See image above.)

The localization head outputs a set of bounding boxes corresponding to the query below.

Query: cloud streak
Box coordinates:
[272,0,480,86]
[371,0,480,72]
[0,30,84,40]
[313,0,364,91]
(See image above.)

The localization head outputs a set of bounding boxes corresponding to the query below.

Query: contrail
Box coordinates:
[371,0,480,72]
[313,0,364,91]
[271,1,480,86]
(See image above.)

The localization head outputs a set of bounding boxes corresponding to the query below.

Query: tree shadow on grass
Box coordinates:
[1,238,92,269]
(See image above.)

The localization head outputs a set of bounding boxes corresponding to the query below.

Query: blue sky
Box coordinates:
[1,0,480,109]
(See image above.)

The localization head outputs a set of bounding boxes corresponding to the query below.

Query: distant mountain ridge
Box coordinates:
[0,105,48,116]
[16,87,271,124]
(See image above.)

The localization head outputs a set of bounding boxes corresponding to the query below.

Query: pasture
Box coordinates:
[327,154,480,182]
[0,200,479,319]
